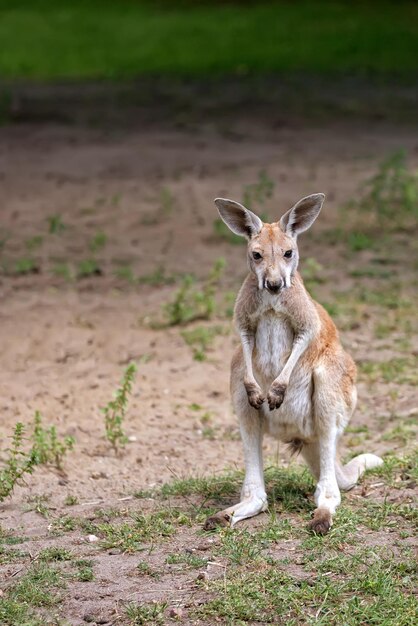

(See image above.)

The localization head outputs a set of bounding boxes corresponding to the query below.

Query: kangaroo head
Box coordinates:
[215,193,324,293]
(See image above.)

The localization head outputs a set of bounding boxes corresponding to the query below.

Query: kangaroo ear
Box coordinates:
[279,193,325,237]
[215,198,263,239]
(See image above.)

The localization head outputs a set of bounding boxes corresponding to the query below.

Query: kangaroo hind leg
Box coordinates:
[302,434,340,535]
[204,389,267,530]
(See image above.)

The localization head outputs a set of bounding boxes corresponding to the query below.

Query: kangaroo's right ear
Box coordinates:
[215,198,263,239]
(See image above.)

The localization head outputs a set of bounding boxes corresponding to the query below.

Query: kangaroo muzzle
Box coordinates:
[265,279,284,294]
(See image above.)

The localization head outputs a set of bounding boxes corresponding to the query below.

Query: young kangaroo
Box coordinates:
[204,193,383,534]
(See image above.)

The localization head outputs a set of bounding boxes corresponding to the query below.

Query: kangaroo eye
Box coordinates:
[284,250,293,258]
[252,252,262,260]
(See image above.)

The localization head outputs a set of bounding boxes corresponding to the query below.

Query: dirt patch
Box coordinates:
[0,111,417,624]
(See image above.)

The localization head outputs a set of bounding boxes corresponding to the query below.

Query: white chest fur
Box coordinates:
[254,310,293,381]
[252,303,314,441]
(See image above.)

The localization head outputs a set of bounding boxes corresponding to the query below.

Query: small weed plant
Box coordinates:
[139,266,175,286]
[14,258,39,275]
[341,150,418,237]
[0,423,37,502]
[181,324,225,361]
[242,169,274,210]
[102,363,137,454]
[89,231,107,253]
[0,415,75,502]
[359,150,418,229]
[52,262,73,281]
[32,411,75,470]
[163,258,225,326]
[77,259,102,278]
[125,601,167,625]
[47,214,65,234]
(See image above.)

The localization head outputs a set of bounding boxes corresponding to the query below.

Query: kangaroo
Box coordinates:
[204,193,383,534]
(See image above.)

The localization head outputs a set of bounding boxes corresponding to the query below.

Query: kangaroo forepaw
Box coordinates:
[267,383,286,411]
[244,381,265,409]
[204,512,232,531]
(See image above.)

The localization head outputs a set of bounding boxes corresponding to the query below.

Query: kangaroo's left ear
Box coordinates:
[279,193,325,237]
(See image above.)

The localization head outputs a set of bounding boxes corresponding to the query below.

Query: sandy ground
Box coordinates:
[0,113,417,623]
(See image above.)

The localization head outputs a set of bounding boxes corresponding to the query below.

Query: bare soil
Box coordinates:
[0,109,417,624]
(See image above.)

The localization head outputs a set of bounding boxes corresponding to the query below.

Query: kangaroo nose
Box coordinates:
[266,279,283,293]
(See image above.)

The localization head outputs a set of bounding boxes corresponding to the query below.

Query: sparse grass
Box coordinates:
[358,357,417,385]
[51,261,73,281]
[92,509,187,552]
[101,362,137,454]
[136,560,160,579]
[0,450,416,625]
[141,187,176,226]
[89,230,107,253]
[301,256,325,296]
[0,562,65,626]
[217,528,265,565]
[47,214,65,234]
[0,423,38,502]
[38,546,73,562]
[25,494,50,518]
[125,601,167,626]
[64,494,79,506]
[350,266,392,278]
[13,257,39,275]
[25,235,43,251]
[347,231,375,251]
[32,411,75,470]
[357,150,418,230]
[114,264,137,283]
[138,266,176,287]
[51,515,78,534]
[138,464,314,516]
[193,544,417,625]
[339,151,418,242]
[137,471,240,502]
[0,545,29,565]
[166,552,207,569]
[161,258,225,327]
[74,558,94,582]
[181,324,225,361]
[77,258,102,278]
[243,169,274,211]
[363,449,418,486]
[383,422,417,447]
[159,187,175,216]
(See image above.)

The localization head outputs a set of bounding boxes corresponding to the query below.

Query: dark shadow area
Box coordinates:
[1,75,417,129]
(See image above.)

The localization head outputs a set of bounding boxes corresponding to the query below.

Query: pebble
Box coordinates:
[87,534,99,543]
[169,608,184,619]
[91,471,108,480]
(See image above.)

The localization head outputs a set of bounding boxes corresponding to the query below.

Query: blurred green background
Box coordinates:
[0,0,417,80]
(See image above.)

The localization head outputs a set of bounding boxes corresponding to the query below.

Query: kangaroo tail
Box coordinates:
[336,453,383,491]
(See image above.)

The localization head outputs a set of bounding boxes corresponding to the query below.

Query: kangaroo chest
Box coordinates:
[253,310,314,441]
[254,310,294,381]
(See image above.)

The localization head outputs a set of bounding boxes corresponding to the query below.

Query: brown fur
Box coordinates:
[308,507,332,535]
[206,194,382,534]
